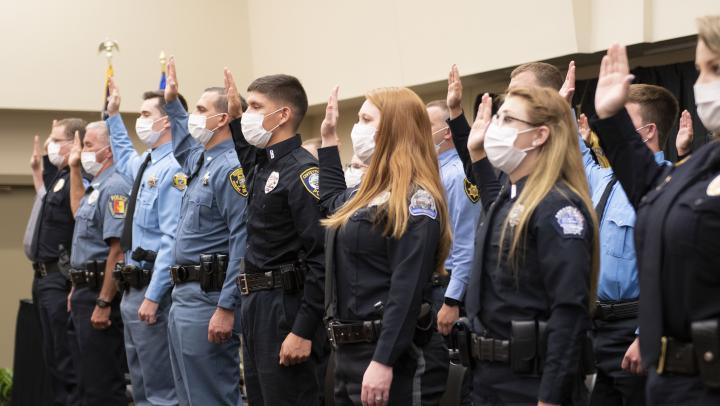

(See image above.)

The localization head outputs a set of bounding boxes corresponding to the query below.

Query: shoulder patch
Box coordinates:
[409,189,437,219]
[172,173,187,191]
[108,194,128,219]
[553,206,585,238]
[300,167,320,199]
[229,168,248,197]
[464,178,480,204]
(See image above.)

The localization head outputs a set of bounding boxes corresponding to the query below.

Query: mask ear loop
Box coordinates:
[267,107,288,133]
[208,113,229,133]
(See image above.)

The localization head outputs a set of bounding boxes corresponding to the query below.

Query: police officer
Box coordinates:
[164,57,247,406]
[318,86,450,405]
[578,83,678,405]
[591,32,720,404]
[105,79,186,405]
[225,69,327,405]
[67,121,131,406]
[462,89,597,405]
[29,118,87,406]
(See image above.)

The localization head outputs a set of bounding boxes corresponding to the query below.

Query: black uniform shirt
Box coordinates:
[466,158,594,404]
[592,109,720,368]
[32,156,78,262]
[230,120,325,339]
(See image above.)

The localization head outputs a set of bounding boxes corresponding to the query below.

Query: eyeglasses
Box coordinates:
[492,113,541,128]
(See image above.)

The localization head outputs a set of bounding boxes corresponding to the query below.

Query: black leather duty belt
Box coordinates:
[237,261,304,295]
[594,300,639,321]
[326,320,382,348]
[33,261,61,278]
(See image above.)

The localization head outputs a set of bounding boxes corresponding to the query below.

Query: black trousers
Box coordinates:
[241,288,327,406]
[69,286,126,406]
[472,362,588,405]
[646,370,720,405]
[590,317,645,406]
[32,272,81,406]
[333,332,448,406]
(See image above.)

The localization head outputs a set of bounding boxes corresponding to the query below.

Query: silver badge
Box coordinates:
[202,171,210,186]
[508,203,525,227]
[707,174,720,197]
[265,171,280,193]
[87,189,100,205]
[53,178,65,193]
[555,206,584,236]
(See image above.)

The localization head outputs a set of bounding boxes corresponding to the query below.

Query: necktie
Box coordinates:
[120,153,152,251]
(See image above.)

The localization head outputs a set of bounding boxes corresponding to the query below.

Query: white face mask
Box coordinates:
[135,116,166,146]
[694,80,720,132]
[351,123,377,163]
[484,122,538,174]
[81,146,109,176]
[47,141,66,167]
[241,108,284,148]
[188,113,223,145]
[344,166,365,188]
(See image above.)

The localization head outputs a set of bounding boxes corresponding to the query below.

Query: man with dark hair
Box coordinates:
[509,61,564,90]
[142,90,189,114]
[626,84,680,151]
[104,79,184,405]
[163,57,248,405]
[226,68,327,405]
[29,118,88,406]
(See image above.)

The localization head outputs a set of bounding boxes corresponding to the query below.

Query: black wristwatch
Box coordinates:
[95,298,111,308]
[443,297,462,307]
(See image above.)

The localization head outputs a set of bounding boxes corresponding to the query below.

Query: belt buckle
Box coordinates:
[238,274,250,295]
[327,321,338,349]
[657,336,668,374]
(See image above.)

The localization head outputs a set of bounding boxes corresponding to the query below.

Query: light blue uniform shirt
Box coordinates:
[438,149,482,301]
[70,165,132,268]
[107,114,184,302]
[167,99,248,310]
[579,135,668,302]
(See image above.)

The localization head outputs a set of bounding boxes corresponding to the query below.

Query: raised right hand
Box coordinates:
[595,44,634,119]
[30,135,42,170]
[106,77,121,117]
[68,131,82,168]
[164,56,179,102]
[225,67,243,120]
[320,86,340,147]
[467,93,492,161]
[446,64,463,119]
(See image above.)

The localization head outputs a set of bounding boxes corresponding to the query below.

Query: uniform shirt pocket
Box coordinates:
[603,206,636,259]
[186,192,214,233]
[75,203,97,234]
[47,192,70,224]
[136,187,159,229]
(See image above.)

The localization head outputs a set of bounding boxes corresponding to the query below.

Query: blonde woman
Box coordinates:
[590,16,720,404]
[461,87,598,405]
[319,86,450,406]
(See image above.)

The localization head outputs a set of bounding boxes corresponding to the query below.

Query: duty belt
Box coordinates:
[237,261,304,295]
[657,336,699,376]
[469,333,511,363]
[114,263,152,290]
[326,320,382,348]
[69,261,107,291]
[170,265,203,284]
[33,261,61,278]
[594,300,639,321]
[431,272,450,287]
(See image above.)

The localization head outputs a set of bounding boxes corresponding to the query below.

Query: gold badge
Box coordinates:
[172,173,187,191]
[147,175,158,188]
[109,194,128,219]
[229,168,248,197]
[707,174,720,197]
[53,178,65,193]
[464,178,480,204]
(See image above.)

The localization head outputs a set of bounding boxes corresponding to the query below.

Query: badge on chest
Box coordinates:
[265,171,280,193]
[707,174,720,197]
[87,189,100,205]
[53,178,65,193]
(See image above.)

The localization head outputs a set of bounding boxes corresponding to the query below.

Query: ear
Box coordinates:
[160,116,171,132]
[281,106,293,127]
[533,125,551,147]
[443,127,452,141]
[217,112,230,127]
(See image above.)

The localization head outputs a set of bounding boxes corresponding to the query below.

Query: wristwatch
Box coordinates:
[95,298,111,308]
[443,297,462,307]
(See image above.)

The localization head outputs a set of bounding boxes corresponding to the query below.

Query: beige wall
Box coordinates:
[0,0,714,368]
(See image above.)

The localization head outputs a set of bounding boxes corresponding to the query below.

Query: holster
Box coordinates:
[113,262,130,291]
[131,247,157,265]
[200,253,228,292]
[511,320,539,374]
[451,317,475,368]
[85,260,105,290]
[57,244,72,279]
[691,319,720,389]
[413,302,435,347]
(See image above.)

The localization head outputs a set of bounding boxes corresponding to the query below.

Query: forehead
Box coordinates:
[624,102,644,124]
[50,125,68,140]
[498,95,528,116]
[83,128,103,144]
[696,39,718,65]
[359,99,380,116]
[140,97,160,113]
[508,71,539,90]
[197,91,220,108]
[246,90,272,106]
[426,106,445,122]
